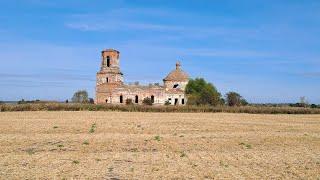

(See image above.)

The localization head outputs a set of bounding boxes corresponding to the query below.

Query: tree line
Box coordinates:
[185,78,248,106]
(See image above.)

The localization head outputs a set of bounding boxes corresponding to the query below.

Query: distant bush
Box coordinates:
[89,98,95,104]
[126,98,133,105]
[1,103,320,114]
[143,97,153,106]
[310,104,318,108]
[18,99,26,104]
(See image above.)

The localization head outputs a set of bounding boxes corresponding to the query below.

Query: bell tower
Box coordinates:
[96,49,123,86]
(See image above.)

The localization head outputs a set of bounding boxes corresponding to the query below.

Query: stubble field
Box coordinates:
[0,112,319,179]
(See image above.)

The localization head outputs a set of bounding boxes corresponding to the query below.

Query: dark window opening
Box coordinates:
[120,95,123,103]
[182,98,185,105]
[173,84,179,88]
[174,98,179,105]
[107,56,110,67]
[105,99,108,103]
[106,77,109,83]
[135,95,139,103]
[151,95,155,103]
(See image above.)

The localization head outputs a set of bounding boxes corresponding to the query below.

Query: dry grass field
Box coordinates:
[0,112,319,179]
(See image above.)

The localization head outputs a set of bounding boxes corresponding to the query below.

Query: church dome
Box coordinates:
[164,62,189,81]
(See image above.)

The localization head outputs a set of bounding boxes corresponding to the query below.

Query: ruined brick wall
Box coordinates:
[96,85,167,105]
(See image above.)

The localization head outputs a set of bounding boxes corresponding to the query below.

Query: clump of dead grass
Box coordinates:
[1,103,320,114]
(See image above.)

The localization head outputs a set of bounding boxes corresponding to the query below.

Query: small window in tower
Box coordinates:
[105,99,108,103]
[173,84,179,88]
[107,56,110,67]
[135,95,139,103]
[120,95,123,103]
[151,95,155,103]
[106,77,109,83]
[182,98,185,105]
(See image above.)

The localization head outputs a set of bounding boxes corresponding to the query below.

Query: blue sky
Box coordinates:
[0,0,319,103]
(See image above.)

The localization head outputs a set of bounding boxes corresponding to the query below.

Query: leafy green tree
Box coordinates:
[185,78,222,106]
[226,91,248,106]
[240,99,249,106]
[72,90,89,103]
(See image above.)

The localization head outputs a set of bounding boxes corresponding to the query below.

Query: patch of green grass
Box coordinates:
[219,161,229,168]
[180,151,187,157]
[72,160,79,164]
[152,167,159,172]
[25,148,35,155]
[154,135,161,141]
[83,141,89,145]
[239,142,252,149]
[89,123,97,133]
[57,144,64,148]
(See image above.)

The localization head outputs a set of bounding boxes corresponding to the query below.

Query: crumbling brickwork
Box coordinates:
[95,49,189,105]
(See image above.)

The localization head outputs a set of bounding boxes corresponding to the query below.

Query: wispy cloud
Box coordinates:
[0,72,95,81]
[64,6,260,41]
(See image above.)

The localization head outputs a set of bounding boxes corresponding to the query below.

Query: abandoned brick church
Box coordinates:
[95,49,189,105]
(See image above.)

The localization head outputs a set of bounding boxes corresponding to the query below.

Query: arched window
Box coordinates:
[151,95,155,103]
[105,99,108,103]
[135,95,139,103]
[107,56,110,67]
[174,98,178,105]
[120,95,123,103]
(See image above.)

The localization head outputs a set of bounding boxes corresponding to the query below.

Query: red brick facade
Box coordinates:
[95,49,189,105]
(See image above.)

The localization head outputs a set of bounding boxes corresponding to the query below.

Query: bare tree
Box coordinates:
[72,90,89,103]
